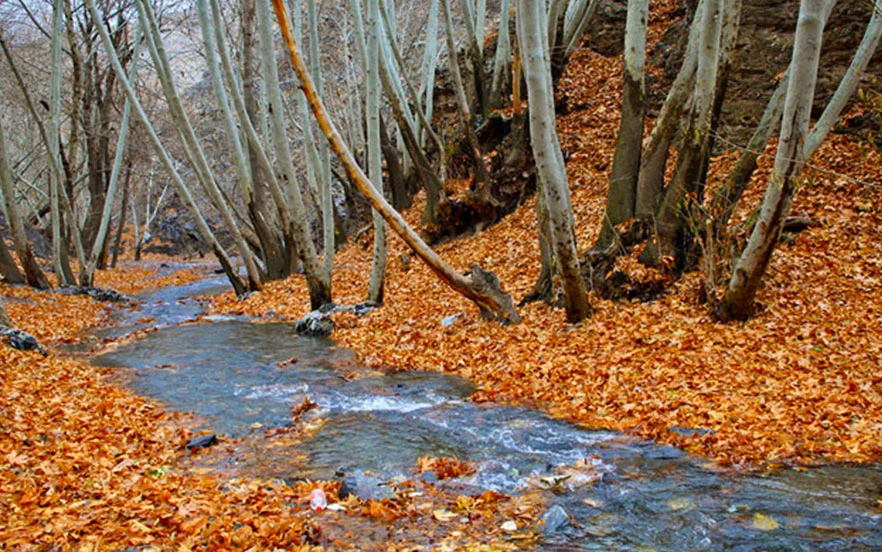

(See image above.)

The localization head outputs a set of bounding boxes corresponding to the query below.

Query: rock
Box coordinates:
[57,286,130,303]
[186,433,217,450]
[0,326,47,356]
[643,445,685,460]
[339,474,395,501]
[668,426,714,438]
[295,311,335,337]
[352,301,379,317]
[540,504,572,535]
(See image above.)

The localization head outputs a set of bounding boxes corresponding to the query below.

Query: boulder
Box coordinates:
[185,433,217,450]
[295,311,335,337]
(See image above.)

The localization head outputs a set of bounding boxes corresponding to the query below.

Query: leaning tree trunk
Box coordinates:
[272,0,520,324]
[717,0,825,321]
[489,0,513,110]
[517,0,591,322]
[635,0,704,218]
[596,0,648,250]
[804,3,882,158]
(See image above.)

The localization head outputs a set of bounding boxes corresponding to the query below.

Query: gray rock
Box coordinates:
[295,311,335,337]
[541,504,571,534]
[668,426,714,438]
[186,433,217,450]
[643,445,685,460]
[340,474,395,501]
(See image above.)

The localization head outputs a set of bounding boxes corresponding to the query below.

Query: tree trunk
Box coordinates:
[635,0,703,218]
[0,99,50,288]
[441,0,492,199]
[367,0,387,304]
[596,0,648,250]
[517,0,591,322]
[87,0,248,295]
[641,0,723,267]
[272,0,520,323]
[110,160,132,269]
[256,0,331,308]
[489,0,513,109]
[717,0,825,321]
[804,4,881,159]
[136,0,262,291]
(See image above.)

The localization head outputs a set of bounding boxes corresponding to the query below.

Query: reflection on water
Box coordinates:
[94,286,882,550]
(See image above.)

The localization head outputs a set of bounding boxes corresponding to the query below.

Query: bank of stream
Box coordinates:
[89,274,882,550]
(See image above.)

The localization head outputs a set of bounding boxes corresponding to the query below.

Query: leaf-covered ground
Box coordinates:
[213,46,882,468]
[1,263,548,549]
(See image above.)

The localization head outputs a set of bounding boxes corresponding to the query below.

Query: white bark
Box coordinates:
[48,0,68,284]
[272,0,520,323]
[720,0,826,320]
[135,0,262,289]
[805,3,882,158]
[85,0,247,294]
[517,0,591,322]
[82,22,143,286]
[255,0,331,307]
[489,0,512,108]
[366,0,387,303]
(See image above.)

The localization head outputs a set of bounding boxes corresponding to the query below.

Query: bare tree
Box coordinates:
[717,0,826,321]
[272,0,520,323]
[517,0,591,322]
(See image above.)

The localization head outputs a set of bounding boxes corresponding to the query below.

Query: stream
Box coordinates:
[92,274,882,550]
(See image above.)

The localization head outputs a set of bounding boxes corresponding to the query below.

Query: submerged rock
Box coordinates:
[668,426,715,438]
[186,433,217,450]
[295,311,335,337]
[338,474,395,501]
[541,504,572,534]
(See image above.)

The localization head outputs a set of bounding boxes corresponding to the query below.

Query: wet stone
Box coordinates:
[643,445,686,460]
[541,504,572,535]
[186,433,217,450]
[669,426,715,438]
[295,311,335,337]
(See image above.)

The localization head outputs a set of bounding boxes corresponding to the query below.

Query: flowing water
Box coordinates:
[93,277,882,550]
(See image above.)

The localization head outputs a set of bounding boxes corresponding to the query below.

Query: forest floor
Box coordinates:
[1,259,550,550]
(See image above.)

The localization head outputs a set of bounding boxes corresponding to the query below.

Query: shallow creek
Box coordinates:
[91,274,882,550]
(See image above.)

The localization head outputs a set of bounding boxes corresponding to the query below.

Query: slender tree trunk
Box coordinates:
[272,0,520,323]
[81,21,141,286]
[441,0,492,200]
[240,0,288,280]
[517,0,591,322]
[0,101,50,288]
[256,0,331,308]
[805,4,881,158]
[366,0,387,304]
[596,0,648,250]
[110,160,132,269]
[641,0,723,267]
[635,0,704,218]
[87,0,248,295]
[136,0,262,290]
[48,0,70,285]
[489,0,513,109]
[717,0,825,321]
